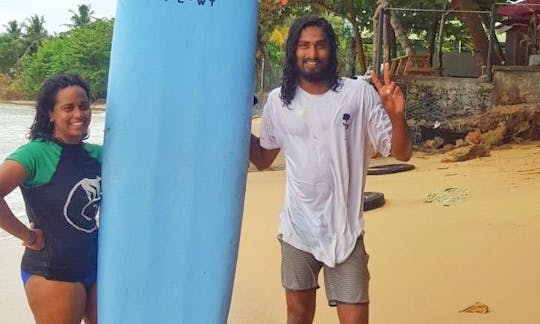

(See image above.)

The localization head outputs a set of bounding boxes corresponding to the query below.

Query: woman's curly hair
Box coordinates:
[29,74,91,140]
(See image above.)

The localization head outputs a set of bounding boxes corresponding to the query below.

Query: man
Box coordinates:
[250,16,412,324]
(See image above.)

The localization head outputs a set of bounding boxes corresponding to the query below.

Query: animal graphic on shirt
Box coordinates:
[63,177,101,233]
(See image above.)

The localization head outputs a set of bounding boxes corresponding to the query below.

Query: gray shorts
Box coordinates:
[279,236,370,306]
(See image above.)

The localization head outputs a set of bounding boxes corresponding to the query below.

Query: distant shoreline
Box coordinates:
[0,100,34,107]
[0,100,106,111]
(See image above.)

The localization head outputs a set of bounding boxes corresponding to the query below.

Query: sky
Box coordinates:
[0,0,116,34]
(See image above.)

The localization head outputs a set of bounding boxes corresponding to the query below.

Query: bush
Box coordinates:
[0,73,24,100]
[13,18,113,101]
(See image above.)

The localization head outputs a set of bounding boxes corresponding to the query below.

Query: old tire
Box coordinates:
[364,192,385,211]
[367,163,415,175]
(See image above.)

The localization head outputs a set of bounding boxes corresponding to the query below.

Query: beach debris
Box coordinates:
[424,187,467,206]
[412,104,540,153]
[511,120,532,141]
[494,143,513,150]
[517,167,540,175]
[441,144,491,163]
[425,136,445,149]
[459,302,490,314]
[465,129,482,145]
[480,125,506,147]
[441,143,455,153]
[455,139,467,148]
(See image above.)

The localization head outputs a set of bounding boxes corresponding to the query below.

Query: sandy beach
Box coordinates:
[229,137,540,323]
[1,124,538,323]
[228,117,540,323]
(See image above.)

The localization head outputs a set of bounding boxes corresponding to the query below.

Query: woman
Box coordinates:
[0,74,101,324]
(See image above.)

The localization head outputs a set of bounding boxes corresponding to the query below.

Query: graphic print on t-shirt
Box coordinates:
[342,113,351,129]
[63,176,101,233]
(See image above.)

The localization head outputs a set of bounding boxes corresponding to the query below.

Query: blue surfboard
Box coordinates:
[98,1,257,323]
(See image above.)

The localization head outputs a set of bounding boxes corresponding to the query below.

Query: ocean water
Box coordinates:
[0,103,105,240]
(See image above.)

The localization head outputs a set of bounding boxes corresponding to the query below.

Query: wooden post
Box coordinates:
[376,8,385,77]
[383,9,391,64]
[487,4,496,82]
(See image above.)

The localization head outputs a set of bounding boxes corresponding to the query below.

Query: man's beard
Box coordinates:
[298,62,332,83]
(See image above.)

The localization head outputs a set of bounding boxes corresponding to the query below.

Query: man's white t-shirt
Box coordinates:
[259,78,392,267]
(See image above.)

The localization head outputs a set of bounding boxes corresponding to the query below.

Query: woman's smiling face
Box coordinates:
[49,85,91,144]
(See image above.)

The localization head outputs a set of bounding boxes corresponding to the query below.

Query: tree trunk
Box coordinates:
[349,36,356,77]
[255,26,265,93]
[437,12,448,71]
[373,4,382,68]
[373,0,414,67]
[480,12,505,64]
[390,13,414,56]
[451,0,501,72]
[345,0,366,74]
[383,10,391,62]
[428,13,440,66]
[348,15,367,74]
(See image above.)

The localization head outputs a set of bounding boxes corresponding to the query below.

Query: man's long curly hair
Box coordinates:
[280,16,341,107]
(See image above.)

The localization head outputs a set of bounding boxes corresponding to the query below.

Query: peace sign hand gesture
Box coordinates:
[370,62,405,121]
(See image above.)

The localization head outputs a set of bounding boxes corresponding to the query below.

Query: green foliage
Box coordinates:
[67,4,95,29]
[267,42,285,63]
[260,11,359,88]
[0,34,24,74]
[0,0,507,98]
[258,0,369,89]
[354,0,376,31]
[13,18,113,100]
[4,20,23,38]
[474,0,500,11]
[382,0,490,54]
[326,14,356,75]
[0,73,23,99]
[22,15,48,56]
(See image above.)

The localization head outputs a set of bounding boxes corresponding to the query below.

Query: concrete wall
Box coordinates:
[433,52,480,78]
[405,76,493,122]
[492,66,540,105]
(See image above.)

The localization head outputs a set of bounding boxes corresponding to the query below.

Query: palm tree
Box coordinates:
[4,20,22,38]
[67,4,95,29]
[23,15,48,41]
[22,15,48,56]
[0,21,24,74]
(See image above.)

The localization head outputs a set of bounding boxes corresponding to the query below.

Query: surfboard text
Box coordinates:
[165,0,216,6]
